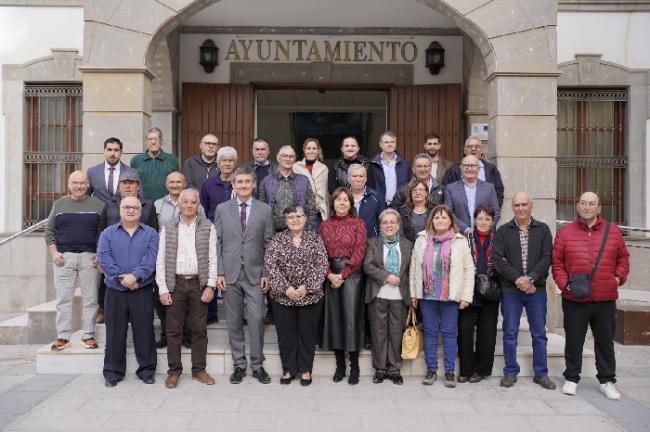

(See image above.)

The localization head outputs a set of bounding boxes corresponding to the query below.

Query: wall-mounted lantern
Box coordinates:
[425,41,445,75]
[199,39,219,73]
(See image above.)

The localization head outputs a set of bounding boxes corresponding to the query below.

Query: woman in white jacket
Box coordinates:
[294,137,329,230]
[410,204,474,388]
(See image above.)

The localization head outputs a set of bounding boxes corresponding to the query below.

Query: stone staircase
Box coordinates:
[31,302,595,377]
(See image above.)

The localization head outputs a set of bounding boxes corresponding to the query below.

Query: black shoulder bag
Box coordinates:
[470,233,501,302]
[567,222,610,299]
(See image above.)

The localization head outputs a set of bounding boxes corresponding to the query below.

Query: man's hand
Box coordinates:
[119,273,138,290]
[160,293,172,306]
[615,276,621,286]
[52,253,65,267]
[201,287,215,303]
[386,275,400,286]
[91,254,99,268]
[260,277,269,293]
[216,276,226,292]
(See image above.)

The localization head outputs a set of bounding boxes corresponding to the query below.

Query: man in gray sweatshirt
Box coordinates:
[182,133,221,190]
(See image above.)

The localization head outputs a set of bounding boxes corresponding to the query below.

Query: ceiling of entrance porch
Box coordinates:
[184,0,456,29]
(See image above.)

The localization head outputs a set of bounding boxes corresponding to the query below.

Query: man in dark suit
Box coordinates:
[215,167,275,384]
[444,136,504,208]
[87,137,140,204]
[444,155,500,235]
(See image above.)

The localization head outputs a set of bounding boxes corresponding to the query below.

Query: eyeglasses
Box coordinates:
[412,188,428,194]
[464,144,482,150]
[578,201,598,208]
[121,206,141,211]
[461,164,479,169]
[285,214,305,220]
[278,154,296,160]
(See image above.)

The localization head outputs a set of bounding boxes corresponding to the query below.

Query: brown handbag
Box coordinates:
[401,306,423,360]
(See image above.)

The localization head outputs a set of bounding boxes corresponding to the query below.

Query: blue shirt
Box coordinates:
[380,155,398,203]
[463,181,477,229]
[97,222,159,292]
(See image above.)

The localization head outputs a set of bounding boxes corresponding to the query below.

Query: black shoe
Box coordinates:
[253,367,271,384]
[533,375,557,390]
[389,373,404,385]
[156,338,168,349]
[104,378,118,387]
[348,368,360,385]
[142,377,155,385]
[373,371,386,384]
[469,373,483,384]
[333,367,346,383]
[280,373,295,385]
[300,374,312,386]
[457,375,469,384]
[500,375,517,388]
[229,367,246,384]
[206,316,219,325]
[182,340,192,349]
[423,370,437,386]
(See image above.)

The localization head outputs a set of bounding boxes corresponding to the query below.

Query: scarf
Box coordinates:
[472,228,495,276]
[381,232,400,276]
[422,230,455,299]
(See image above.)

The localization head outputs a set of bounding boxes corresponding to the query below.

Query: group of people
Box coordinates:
[44,127,630,401]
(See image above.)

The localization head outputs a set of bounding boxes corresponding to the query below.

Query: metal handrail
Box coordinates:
[0,219,48,247]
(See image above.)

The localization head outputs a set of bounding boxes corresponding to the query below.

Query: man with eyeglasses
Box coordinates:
[259,145,318,232]
[552,192,630,400]
[241,138,279,198]
[97,196,159,387]
[46,171,105,352]
[444,155,500,235]
[390,153,446,209]
[183,133,222,190]
[444,136,504,208]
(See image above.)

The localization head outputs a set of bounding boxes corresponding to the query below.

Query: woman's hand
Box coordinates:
[327,273,344,289]
[295,285,307,300]
[285,286,298,300]
[410,298,418,308]
[459,300,470,310]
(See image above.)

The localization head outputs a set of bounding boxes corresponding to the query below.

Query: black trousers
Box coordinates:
[272,298,322,375]
[457,300,500,377]
[103,286,157,381]
[563,298,617,384]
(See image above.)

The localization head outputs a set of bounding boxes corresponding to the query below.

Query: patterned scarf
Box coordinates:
[422,230,455,299]
[472,228,495,276]
[381,232,400,276]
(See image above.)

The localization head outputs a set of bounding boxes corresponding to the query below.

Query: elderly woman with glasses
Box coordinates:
[264,205,328,386]
[363,209,412,385]
[199,146,237,222]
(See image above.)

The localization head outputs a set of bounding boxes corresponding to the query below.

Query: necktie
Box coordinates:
[108,167,115,195]
[240,202,247,232]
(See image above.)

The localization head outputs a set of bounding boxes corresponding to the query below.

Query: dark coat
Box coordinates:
[491,217,553,294]
[327,155,378,194]
[389,178,446,210]
[444,179,499,233]
[98,197,158,233]
[445,159,504,208]
[398,206,433,242]
[182,154,219,191]
[363,236,413,306]
[368,153,410,203]
[357,187,386,238]
[552,216,630,302]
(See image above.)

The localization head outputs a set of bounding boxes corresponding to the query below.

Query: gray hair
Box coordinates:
[347,163,367,178]
[217,146,238,164]
[412,153,432,165]
[464,135,483,147]
[277,145,295,157]
[378,208,401,225]
[179,188,199,201]
[146,126,163,140]
[233,167,257,182]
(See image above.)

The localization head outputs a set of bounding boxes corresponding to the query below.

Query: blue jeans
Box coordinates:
[501,291,548,377]
[420,300,459,373]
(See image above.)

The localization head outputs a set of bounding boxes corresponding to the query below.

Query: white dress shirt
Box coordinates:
[104,162,121,193]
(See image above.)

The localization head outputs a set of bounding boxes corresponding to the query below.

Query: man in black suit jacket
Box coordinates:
[87,137,140,204]
[444,136,504,208]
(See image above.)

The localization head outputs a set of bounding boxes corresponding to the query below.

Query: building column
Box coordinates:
[80,69,154,169]
[487,74,561,329]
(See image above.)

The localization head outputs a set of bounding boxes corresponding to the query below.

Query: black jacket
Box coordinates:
[327,155,377,194]
[390,178,446,210]
[491,218,553,294]
[182,154,220,191]
[445,159,504,208]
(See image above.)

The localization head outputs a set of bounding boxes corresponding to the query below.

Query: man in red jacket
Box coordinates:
[552,191,630,400]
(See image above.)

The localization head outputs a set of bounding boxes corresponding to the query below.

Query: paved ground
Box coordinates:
[0,344,648,432]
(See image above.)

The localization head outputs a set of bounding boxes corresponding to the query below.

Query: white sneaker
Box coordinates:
[562,381,577,395]
[600,382,621,400]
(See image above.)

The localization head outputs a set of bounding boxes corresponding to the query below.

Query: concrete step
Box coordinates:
[26,292,83,344]
[0,314,29,344]
[36,329,596,378]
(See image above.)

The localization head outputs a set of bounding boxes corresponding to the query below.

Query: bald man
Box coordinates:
[45,171,105,351]
[492,192,554,390]
[552,192,629,400]
[183,133,222,191]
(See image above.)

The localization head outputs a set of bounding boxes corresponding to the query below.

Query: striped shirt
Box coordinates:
[130,150,180,201]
